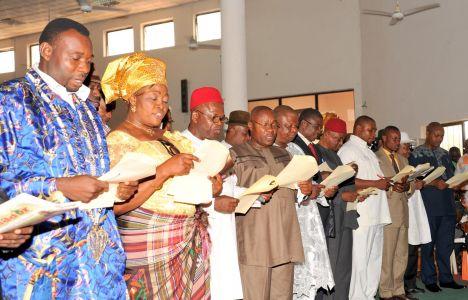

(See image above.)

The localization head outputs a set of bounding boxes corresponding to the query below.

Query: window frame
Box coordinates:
[0,48,15,74]
[441,120,468,150]
[195,10,221,42]
[28,43,40,68]
[105,26,135,57]
[142,19,175,51]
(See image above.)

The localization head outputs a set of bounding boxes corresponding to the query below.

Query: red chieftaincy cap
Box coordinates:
[325,118,347,134]
[190,86,224,111]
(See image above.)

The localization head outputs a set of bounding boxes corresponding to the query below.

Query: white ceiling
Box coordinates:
[0,0,198,40]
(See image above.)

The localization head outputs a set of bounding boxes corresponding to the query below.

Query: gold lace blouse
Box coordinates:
[106,130,196,216]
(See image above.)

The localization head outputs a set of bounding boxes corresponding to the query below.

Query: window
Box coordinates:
[196,11,221,42]
[106,28,134,56]
[29,44,40,68]
[0,49,15,73]
[441,121,468,152]
[248,89,355,133]
[143,21,175,50]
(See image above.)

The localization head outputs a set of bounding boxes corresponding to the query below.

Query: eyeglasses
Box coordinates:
[195,110,228,124]
[252,120,278,129]
[303,119,322,130]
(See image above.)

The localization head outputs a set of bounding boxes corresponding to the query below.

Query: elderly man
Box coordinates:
[338,115,392,300]
[230,106,304,299]
[376,126,423,300]
[0,18,134,299]
[226,110,250,146]
[315,117,364,300]
[182,86,243,300]
[274,105,335,299]
[410,122,465,291]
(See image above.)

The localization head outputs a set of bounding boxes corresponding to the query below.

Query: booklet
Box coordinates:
[0,193,80,234]
[235,155,319,214]
[167,140,230,205]
[446,172,468,188]
[80,152,159,210]
[422,166,446,185]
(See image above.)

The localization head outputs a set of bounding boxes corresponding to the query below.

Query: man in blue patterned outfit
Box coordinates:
[0,18,132,299]
[409,122,465,292]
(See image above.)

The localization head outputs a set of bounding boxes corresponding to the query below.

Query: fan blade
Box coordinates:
[403,3,440,17]
[362,10,393,17]
[389,17,400,26]
[92,5,128,12]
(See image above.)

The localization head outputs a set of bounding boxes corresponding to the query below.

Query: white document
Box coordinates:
[321,165,356,189]
[0,193,80,234]
[391,165,415,183]
[167,140,230,205]
[319,161,333,173]
[422,166,446,185]
[407,163,432,182]
[81,152,158,210]
[358,187,379,197]
[446,171,468,188]
[235,155,319,214]
[192,139,230,176]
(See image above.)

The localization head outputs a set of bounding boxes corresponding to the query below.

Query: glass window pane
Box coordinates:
[318,91,355,133]
[107,28,134,56]
[441,124,463,152]
[0,49,15,73]
[282,95,315,110]
[30,44,40,68]
[144,21,175,50]
[248,99,279,112]
[196,11,221,42]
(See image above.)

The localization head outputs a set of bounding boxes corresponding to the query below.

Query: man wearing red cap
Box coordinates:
[315,118,363,300]
[182,86,243,300]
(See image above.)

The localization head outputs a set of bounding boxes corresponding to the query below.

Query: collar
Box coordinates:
[349,134,369,148]
[298,132,313,145]
[182,129,204,148]
[33,66,90,108]
[382,147,395,156]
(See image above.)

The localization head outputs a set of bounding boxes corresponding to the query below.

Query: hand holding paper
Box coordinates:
[445,172,468,188]
[319,165,356,196]
[422,166,446,185]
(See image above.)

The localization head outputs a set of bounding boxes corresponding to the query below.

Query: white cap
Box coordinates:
[400,131,415,144]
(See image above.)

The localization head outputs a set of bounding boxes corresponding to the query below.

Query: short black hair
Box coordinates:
[39,18,90,44]
[383,125,400,137]
[426,122,443,133]
[106,101,117,112]
[299,108,322,124]
[251,106,273,121]
[353,115,375,131]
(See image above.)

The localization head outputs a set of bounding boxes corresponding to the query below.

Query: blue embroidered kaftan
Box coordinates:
[0,69,126,299]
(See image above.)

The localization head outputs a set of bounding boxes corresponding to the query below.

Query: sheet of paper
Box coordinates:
[99,152,157,183]
[192,139,230,177]
[0,193,80,234]
[235,194,260,214]
[240,175,278,197]
[321,165,356,189]
[408,163,433,182]
[391,165,414,183]
[276,155,319,187]
[422,166,446,185]
[79,183,119,210]
[318,161,333,173]
[166,173,214,205]
[446,172,468,188]
[357,187,379,197]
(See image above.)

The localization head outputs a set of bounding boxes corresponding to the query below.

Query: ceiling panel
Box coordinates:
[0,0,198,40]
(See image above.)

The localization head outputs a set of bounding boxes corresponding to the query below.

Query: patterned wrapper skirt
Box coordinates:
[118,207,211,300]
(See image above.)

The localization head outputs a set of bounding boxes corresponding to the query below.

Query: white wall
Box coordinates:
[360,0,468,139]
[0,0,363,131]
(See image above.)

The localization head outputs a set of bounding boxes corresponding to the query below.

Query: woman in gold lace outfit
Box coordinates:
[101,53,211,299]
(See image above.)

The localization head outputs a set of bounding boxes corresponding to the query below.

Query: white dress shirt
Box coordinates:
[338,135,391,226]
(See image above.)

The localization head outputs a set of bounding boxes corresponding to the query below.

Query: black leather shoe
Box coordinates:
[424,283,442,292]
[440,281,466,289]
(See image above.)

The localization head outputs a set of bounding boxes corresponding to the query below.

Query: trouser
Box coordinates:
[239,262,294,300]
[349,224,384,300]
[404,244,419,290]
[379,225,408,298]
[420,215,456,285]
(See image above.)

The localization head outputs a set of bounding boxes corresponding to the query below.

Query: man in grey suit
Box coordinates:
[376,126,423,300]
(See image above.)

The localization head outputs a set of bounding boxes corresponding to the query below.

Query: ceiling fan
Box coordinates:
[362,1,440,25]
[68,0,128,14]
[188,37,220,50]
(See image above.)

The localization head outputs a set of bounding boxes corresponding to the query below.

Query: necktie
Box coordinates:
[389,153,400,174]
[308,143,319,162]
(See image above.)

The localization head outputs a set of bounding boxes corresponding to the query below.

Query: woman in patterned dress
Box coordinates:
[101,53,212,299]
